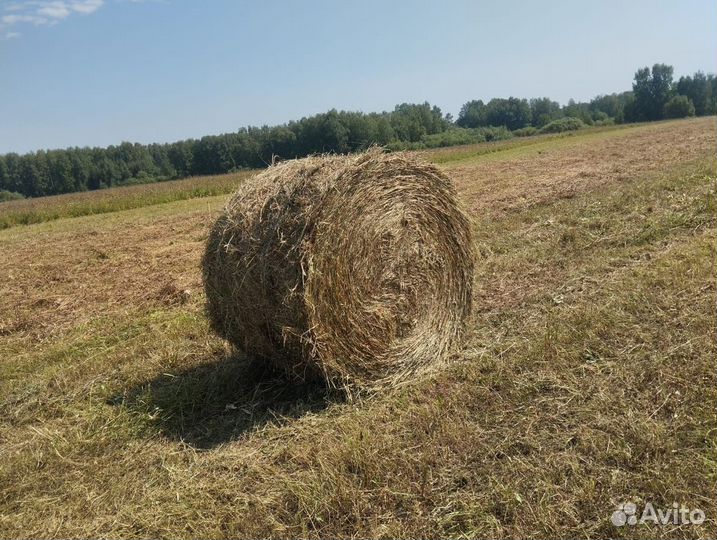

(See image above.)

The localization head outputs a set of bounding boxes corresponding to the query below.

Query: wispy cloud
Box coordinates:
[0,0,105,32]
[37,2,71,19]
[1,0,162,39]
[2,13,45,25]
[69,0,103,14]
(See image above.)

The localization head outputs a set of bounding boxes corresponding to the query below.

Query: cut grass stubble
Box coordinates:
[0,117,715,539]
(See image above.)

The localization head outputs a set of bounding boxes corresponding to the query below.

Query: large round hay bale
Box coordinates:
[203,149,473,390]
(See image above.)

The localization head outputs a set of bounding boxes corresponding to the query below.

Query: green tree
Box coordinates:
[589,92,633,120]
[258,126,295,160]
[562,99,594,125]
[529,97,561,127]
[390,103,447,141]
[632,63,674,121]
[18,156,41,197]
[482,98,531,130]
[148,144,177,178]
[69,150,91,192]
[676,72,710,116]
[47,151,75,194]
[3,153,21,194]
[90,156,120,189]
[709,74,717,114]
[33,151,52,196]
[167,141,194,177]
[456,100,486,128]
[663,95,695,118]
[0,157,8,192]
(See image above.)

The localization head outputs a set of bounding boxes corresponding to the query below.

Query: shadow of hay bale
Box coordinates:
[109,353,337,449]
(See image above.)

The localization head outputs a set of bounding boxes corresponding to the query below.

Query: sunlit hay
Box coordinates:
[202,149,474,391]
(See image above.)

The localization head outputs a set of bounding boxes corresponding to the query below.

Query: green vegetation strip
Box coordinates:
[0,172,252,230]
[0,122,646,230]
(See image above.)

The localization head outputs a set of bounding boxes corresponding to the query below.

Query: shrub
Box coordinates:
[0,190,25,202]
[663,95,695,118]
[593,118,615,127]
[478,126,513,142]
[387,126,512,151]
[386,140,423,151]
[420,129,486,148]
[539,117,586,134]
[513,126,538,137]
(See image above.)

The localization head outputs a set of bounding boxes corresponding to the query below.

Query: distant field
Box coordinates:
[420,121,635,164]
[0,121,657,230]
[0,171,254,230]
[0,117,715,538]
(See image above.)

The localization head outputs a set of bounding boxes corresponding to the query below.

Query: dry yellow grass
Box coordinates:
[0,117,715,538]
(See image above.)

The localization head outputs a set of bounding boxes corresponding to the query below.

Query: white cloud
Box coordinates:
[2,13,48,25]
[70,0,104,14]
[0,0,161,39]
[0,0,106,33]
[37,2,71,20]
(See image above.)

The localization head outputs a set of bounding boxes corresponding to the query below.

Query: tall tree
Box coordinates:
[0,157,8,192]
[632,63,674,121]
[48,151,75,194]
[529,98,562,127]
[456,100,486,128]
[482,98,531,130]
[676,72,710,116]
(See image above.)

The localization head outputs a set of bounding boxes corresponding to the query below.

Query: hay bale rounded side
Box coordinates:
[203,150,474,390]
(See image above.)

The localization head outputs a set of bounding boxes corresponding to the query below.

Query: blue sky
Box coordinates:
[1,0,715,153]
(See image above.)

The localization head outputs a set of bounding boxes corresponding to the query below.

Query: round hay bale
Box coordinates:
[202,149,473,390]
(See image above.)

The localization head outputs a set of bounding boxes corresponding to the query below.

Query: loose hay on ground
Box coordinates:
[202,149,474,391]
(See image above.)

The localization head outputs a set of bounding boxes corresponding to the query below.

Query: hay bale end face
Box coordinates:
[203,150,474,390]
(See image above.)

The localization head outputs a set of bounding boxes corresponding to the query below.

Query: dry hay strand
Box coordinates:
[203,149,474,391]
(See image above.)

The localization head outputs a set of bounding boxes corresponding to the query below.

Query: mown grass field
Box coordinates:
[0,117,715,539]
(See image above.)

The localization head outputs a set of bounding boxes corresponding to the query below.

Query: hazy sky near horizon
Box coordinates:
[1,0,715,154]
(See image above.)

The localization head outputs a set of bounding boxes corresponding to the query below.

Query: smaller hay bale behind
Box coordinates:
[203,149,473,390]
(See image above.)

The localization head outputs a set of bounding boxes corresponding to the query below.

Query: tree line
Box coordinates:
[1,63,715,199]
